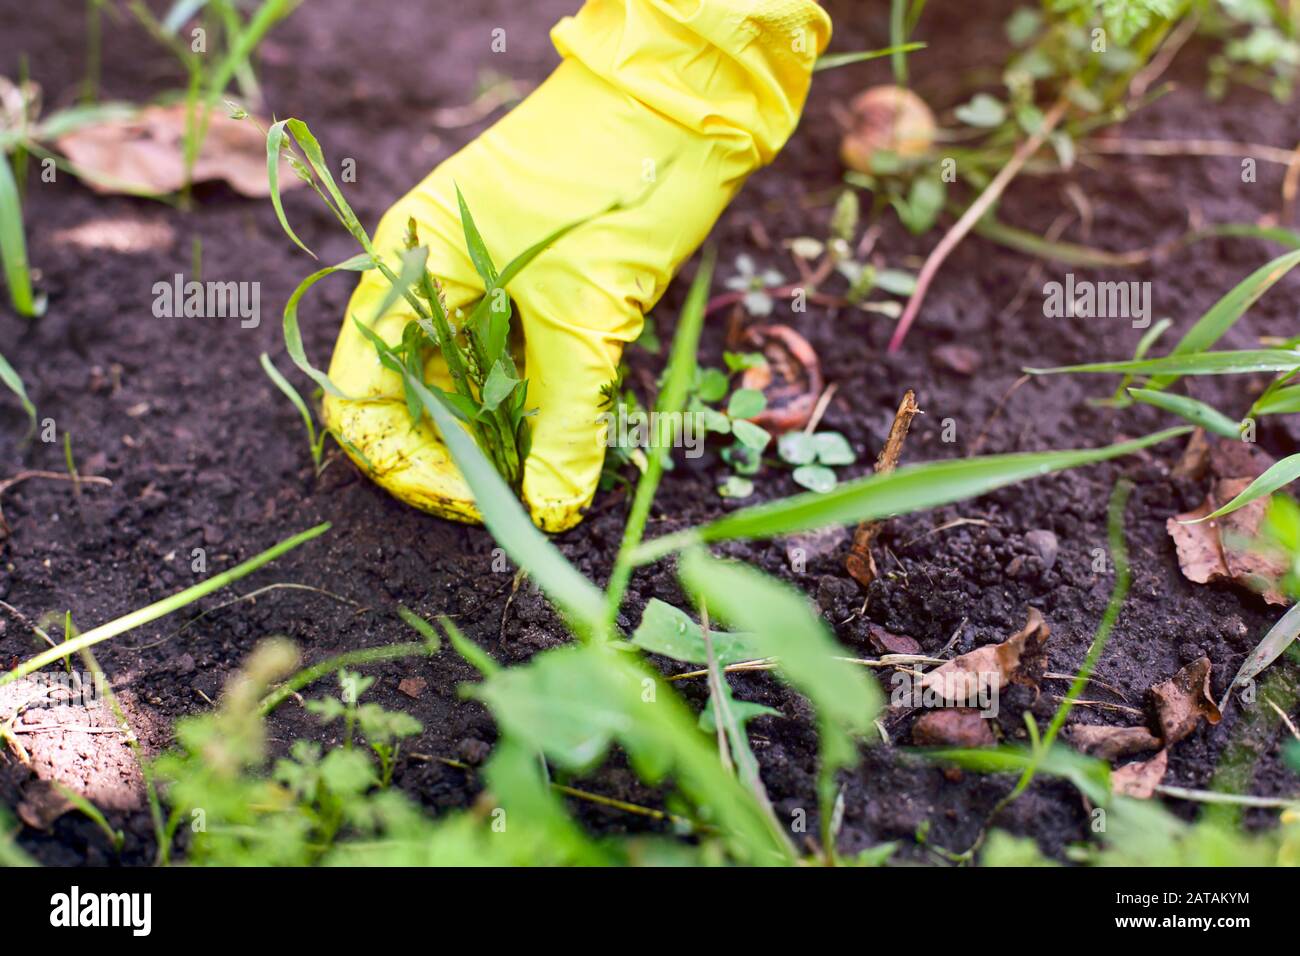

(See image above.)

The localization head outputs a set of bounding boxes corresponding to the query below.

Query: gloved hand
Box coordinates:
[323,0,830,531]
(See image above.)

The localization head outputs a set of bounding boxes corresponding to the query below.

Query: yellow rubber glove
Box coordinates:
[323,0,830,531]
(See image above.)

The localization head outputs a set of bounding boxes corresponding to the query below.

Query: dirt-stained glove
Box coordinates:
[323,0,830,531]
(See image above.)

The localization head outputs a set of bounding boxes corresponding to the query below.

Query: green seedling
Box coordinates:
[260,352,329,473]
[0,347,36,435]
[776,429,858,493]
[263,117,616,492]
[307,669,421,788]
[129,0,299,205]
[685,356,772,498]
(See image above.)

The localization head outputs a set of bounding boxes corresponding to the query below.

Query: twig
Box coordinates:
[802,382,838,436]
[0,471,112,538]
[889,91,1073,352]
[846,390,921,587]
[1084,137,1298,166]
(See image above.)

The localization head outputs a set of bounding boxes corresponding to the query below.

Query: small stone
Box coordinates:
[459,737,491,765]
[173,653,196,675]
[1023,529,1059,571]
[398,677,427,699]
[912,708,996,747]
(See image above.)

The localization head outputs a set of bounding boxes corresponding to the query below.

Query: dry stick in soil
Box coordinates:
[888,92,1072,353]
[0,471,111,538]
[846,389,920,587]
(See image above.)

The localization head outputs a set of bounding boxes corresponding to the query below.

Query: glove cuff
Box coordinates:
[551,0,831,165]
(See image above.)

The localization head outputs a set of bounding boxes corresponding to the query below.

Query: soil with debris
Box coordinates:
[2,0,1298,866]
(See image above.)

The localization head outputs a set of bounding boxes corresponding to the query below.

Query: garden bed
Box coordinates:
[2,0,1298,865]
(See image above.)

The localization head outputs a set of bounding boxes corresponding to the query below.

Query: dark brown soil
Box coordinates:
[2,0,1298,866]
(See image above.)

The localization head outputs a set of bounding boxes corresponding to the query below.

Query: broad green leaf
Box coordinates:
[0,348,36,435]
[813,431,856,465]
[727,388,767,419]
[0,154,44,317]
[1128,388,1241,439]
[634,428,1189,561]
[793,464,837,493]
[1151,248,1300,390]
[699,697,779,733]
[480,360,518,413]
[679,550,881,772]
[697,368,729,403]
[1189,453,1300,523]
[454,182,498,286]
[630,598,757,665]
[1028,350,1300,378]
[777,431,817,465]
[954,92,1007,127]
[730,419,771,451]
[284,254,372,397]
[369,245,427,326]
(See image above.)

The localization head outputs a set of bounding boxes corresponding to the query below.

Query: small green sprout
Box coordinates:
[777,430,857,493]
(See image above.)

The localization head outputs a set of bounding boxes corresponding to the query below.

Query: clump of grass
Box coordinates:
[263,117,609,491]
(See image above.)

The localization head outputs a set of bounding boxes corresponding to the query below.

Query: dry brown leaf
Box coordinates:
[911,708,996,747]
[1167,478,1290,606]
[1148,656,1222,746]
[16,779,74,830]
[1112,748,1168,799]
[56,104,304,197]
[1065,723,1161,761]
[919,608,1050,703]
[866,624,921,656]
[397,677,427,700]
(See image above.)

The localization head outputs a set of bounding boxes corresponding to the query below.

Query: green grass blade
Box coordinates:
[1218,601,1300,713]
[283,253,371,398]
[605,247,716,620]
[1028,349,1300,377]
[259,352,318,463]
[284,118,371,252]
[0,348,37,435]
[1127,387,1241,439]
[1150,248,1300,389]
[267,118,314,257]
[1188,453,1300,524]
[397,365,607,639]
[1252,384,1300,416]
[633,428,1189,561]
[814,42,926,73]
[0,153,43,317]
[0,523,331,691]
[454,182,498,285]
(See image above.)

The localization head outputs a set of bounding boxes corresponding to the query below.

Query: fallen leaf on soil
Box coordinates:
[56,104,304,197]
[739,325,823,433]
[1167,478,1290,606]
[912,708,995,747]
[866,624,921,656]
[398,677,427,699]
[919,608,1050,702]
[1148,656,1222,746]
[1065,723,1161,761]
[1111,748,1168,799]
[16,779,74,830]
[1171,428,1210,482]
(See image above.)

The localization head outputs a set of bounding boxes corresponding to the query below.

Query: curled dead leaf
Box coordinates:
[1065,723,1161,761]
[919,608,1050,703]
[866,624,921,656]
[1111,748,1168,799]
[739,325,823,434]
[1148,656,1222,746]
[56,104,304,198]
[911,708,996,747]
[1167,478,1290,606]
